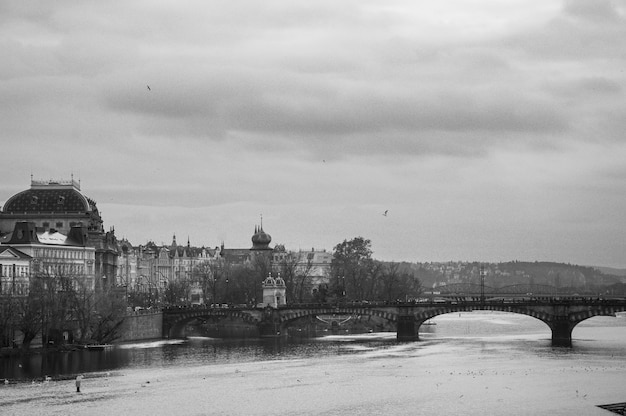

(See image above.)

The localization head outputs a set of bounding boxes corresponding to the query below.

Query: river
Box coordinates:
[1,311,626,415]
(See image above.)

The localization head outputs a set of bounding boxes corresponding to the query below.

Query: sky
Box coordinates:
[1,0,625,268]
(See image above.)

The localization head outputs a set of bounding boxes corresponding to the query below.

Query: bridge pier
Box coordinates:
[550,318,574,347]
[259,307,283,337]
[259,321,282,337]
[397,315,418,341]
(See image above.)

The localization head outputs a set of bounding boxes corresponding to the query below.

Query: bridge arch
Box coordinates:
[163,308,262,339]
[408,302,626,346]
[278,306,399,329]
[410,304,553,335]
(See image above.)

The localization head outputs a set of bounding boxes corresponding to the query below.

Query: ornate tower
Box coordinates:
[262,273,286,308]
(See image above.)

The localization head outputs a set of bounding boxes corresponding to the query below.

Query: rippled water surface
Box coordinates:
[2,311,626,415]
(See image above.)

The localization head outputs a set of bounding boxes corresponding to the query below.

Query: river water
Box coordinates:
[2,311,626,415]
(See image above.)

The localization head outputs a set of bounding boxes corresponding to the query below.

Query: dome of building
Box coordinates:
[2,179,94,214]
[274,274,285,286]
[0,178,103,236]
[263,274,276,285]
[251,225,272,250]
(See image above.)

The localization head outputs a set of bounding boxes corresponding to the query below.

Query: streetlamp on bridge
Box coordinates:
[480,265,486,304]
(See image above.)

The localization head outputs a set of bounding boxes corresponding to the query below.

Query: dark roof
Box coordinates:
[6,222,39,244]
[220,248,252,264]
[3,187,93,213]
[251,225,272,250]
[0,246,32,260]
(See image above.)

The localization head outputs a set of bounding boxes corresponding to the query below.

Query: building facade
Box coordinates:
[116,235,220,305]
[0,221,96,295]
[0,246,31,296]
[0,178,118,289]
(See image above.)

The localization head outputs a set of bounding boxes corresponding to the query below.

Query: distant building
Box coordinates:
[220,225,273,265]
[0,221,96,295]
[0,245,31,296]
[293,248,332,288]
[0,178,118,290]
[118,235,220,305]
[271,248,332,295]
[0,178,104,235]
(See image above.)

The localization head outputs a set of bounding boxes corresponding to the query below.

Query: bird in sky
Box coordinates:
[383,210,388,216]
[147,85,151,91]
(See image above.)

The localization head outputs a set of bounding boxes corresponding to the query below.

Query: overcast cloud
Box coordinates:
[1,0,625,268]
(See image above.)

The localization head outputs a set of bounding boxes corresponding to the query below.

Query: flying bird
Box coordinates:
[383,210,388,216]
[147,85,151,91]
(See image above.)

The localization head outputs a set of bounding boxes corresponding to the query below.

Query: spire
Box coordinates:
[172,234,177,247]
[187,236,190,247]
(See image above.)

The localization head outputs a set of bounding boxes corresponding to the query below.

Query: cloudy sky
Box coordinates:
[1,0,625,268]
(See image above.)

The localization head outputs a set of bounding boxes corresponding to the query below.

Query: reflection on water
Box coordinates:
[2,311,625,382]
[0,334,399,381]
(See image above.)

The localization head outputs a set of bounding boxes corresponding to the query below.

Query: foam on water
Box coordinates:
[117,339,186,349]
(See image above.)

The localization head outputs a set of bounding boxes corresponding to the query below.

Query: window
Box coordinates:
[56,222,63,229]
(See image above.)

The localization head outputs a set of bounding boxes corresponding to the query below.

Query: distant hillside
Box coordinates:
[594,266,626,277]
[388,260,626,292]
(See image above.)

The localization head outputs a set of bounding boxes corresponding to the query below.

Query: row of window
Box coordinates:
[35,262,93,276]
[0,263,96,278]
[0,276,96,295]
[31,221,86,229]
[0,265,29,277]
[30,196,66,205]
[34,248,93,260]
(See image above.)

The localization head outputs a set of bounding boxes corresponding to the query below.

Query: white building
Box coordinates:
[0,222,96,294]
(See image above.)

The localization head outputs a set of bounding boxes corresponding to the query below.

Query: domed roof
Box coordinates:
[251,225,272,250]
[2,179,94,214]
[262,274,276,285]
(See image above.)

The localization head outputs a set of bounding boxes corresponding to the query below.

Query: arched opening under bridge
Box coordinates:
[418,311,551,342]
[571,314,626,348]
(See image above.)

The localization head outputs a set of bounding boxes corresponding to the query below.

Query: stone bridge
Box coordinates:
[162,297,626,347]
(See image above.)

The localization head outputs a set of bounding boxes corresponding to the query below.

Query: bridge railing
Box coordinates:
[161,296,626,313]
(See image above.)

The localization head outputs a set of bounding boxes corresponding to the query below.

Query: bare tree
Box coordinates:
[294,254,315,303]
[0,294,17,347]
[162,278,192,306]
[88,285,126,344]
[380,262,423,301]
[331,237,376,301]
[275,251,300,303]
[12,294,41,350]
[192,260,228,306]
